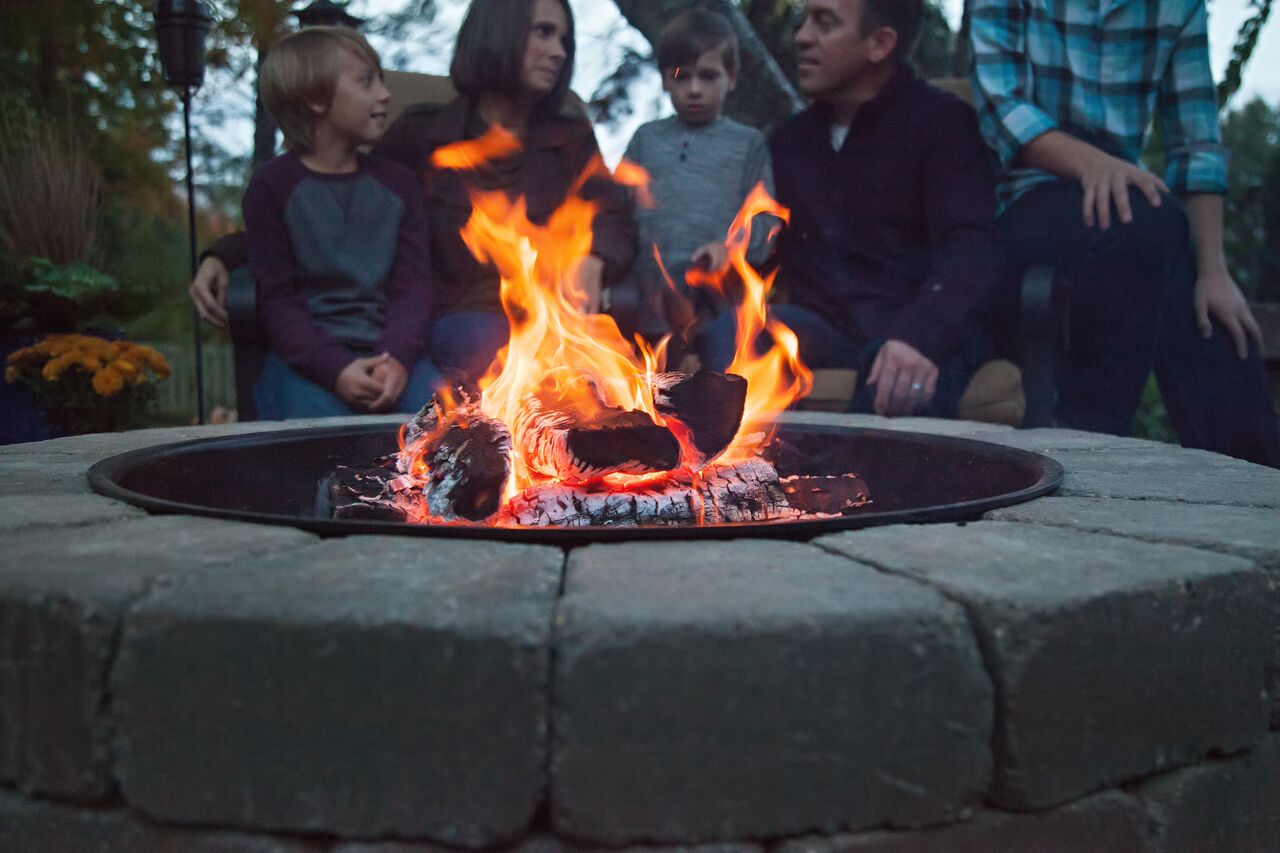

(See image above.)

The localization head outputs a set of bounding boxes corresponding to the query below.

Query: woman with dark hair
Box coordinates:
[191,0,637,392]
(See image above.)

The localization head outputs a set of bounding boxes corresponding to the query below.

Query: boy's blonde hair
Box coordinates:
[259,26,382,152]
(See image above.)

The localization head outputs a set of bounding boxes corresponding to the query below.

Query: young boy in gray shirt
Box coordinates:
[620,9,775,342]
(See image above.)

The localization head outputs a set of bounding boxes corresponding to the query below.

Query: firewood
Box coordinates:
[501,458,797,527]
[650,370,747,466]
[400,395,513,522]
[779,473,872,515]
[513,389,681,481]
[317,465,406,522]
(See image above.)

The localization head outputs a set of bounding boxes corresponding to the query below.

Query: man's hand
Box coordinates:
[368,355,409,412]
[1195,268,1264,360]
[867,339,938,417]
[691,241,728,273]
[334,353,391,410]
[569,254,606,313]
[1077,149,1169,229]
[189,256,230,328]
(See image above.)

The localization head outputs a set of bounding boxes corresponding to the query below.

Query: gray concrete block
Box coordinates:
[552,540,993,843]
[986,498,1280,730]
[776,790,1154,853]
[1137,732,1280,852]
[817,522,1271,809]
[0,493,144,533]
[112,536,563,846]
[332,839,762,853]
[0,415,402,462]
[0,516,316,801]
[1047,446,1280,506]
[0,454,96,496]
[0,783,320,852]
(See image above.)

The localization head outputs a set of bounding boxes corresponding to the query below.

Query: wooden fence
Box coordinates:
[144,340,238,420]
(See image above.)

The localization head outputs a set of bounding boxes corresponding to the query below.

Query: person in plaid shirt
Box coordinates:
[971,0,1279,468]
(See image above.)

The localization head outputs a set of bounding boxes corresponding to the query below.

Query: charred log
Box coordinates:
[501,458,796,527]
[651,370,747,466]
[400,396,513,522]
[779,473,872,515]
[317,465,406,522]
[514,390,680,481]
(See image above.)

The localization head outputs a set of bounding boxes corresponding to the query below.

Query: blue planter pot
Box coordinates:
[1,331,61,444]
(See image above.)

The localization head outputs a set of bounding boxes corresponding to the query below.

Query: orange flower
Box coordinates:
[92,365,125,397]
[4,365,19,383]
[42,352,77,382]
[110,358,140,381]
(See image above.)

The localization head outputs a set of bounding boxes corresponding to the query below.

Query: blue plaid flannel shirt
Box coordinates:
[970,0,1228,210]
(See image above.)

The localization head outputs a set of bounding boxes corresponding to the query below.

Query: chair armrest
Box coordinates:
[226,267,264,421]
[1018,264,1063,428]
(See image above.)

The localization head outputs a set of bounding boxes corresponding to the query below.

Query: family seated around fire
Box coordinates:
[189,0,637,415]
[188,0,1278,468]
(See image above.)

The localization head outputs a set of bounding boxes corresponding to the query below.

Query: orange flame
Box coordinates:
[684,184,812,459]
[412,137,810,516]
[613,159,655,208]
[430,126,522,170]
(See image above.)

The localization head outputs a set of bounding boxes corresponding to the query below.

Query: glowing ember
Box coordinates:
[380,131,834,527]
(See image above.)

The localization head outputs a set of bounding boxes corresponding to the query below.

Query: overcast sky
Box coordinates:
[201,0,1280,169]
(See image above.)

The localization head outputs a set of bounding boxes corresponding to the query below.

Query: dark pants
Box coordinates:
[1000,181,1280,467]
[695,304,988,418]
[430,311,509,382]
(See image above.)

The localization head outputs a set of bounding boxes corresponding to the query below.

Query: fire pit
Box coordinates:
[86,421,1062,543]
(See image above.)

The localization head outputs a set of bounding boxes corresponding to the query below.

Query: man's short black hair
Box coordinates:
[656,8,740,77]
[860,0,923,63]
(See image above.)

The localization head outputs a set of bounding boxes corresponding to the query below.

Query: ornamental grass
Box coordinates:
[5,334,170,435]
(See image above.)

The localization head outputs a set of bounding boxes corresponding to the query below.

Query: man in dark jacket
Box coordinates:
[699,0,1004,418]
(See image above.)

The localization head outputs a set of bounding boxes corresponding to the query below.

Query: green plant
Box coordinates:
[1131,373,1177,444]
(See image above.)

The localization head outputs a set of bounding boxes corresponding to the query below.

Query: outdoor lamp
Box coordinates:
[154,0,213,424]
[155,0,213,90]
[293,0,365,29]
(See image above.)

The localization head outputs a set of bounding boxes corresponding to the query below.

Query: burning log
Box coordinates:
[779,473,872,515]
[317,465,406,522]
[651,370,747,467]
[401,396,513,522]
[500,458,797,527]
[513,389,681,481]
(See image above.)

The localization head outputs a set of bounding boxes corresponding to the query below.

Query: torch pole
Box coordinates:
[182,85,207,425]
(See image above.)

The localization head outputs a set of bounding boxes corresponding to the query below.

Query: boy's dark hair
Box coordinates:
[656,8,739,77]
[860,0,923,63]
[450,0,576,114]
[260,27,382,152]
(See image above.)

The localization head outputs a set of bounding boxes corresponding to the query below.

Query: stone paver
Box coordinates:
[1047,446,1280,506]
[0,788,318,853]
[112,536,563,846]
[552,540,993,844]
[0,516,316,801]
[332,840,763,853]
[775,790,1153,853]
[0,454,97,496]
[987,498,1280,730]
[817,521,1271,809]
[1137,732,1280,852]
[0,493,145,533]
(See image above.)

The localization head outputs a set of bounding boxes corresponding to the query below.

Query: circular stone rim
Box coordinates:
[87,422,1064,545]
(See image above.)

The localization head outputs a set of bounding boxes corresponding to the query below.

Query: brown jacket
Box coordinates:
[374,95,637,317]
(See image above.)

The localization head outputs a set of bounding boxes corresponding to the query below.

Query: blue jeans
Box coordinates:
[1001,181,1280,467]
[430,311,509,382]
[255,350,443,420]
[694,304,988,419]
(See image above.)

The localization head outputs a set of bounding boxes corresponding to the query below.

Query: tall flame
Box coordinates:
[427,130,810,503]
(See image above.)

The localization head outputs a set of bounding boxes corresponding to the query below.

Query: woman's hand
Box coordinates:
[867,339,939,417]
[189,256,230,328]
[368,355,409,412]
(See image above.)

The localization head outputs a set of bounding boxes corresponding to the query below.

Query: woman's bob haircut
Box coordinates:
[450,0,576,113]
